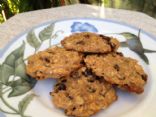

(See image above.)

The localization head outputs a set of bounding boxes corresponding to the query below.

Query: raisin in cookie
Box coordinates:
[26,47,83,80]
[61,32,120,53]
[51,67,117,117]
[85,53,147,94]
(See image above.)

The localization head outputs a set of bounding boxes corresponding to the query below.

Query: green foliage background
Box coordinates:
[0,0,156,23]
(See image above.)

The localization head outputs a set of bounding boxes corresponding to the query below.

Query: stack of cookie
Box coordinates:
[26,32,147,117]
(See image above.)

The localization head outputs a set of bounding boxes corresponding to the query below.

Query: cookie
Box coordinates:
[84,53,147,94]
[61,32,120,53]
[51,67,117,117]
[26,47,83,80]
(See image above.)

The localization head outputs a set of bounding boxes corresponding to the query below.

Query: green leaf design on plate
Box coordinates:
[4,54,16,67]
[12,42,25,59]
[137,53,149,64]
[8,77,36,96]
[0,42,25,84]
[0,41,37,97]
[7,62,37,97]
[0,64,14,84]
[8,76,37,97]
[8,79,23,87]
[27,30,41,49]
[120,32,144,52]
[18,94,35,116]
[8,81,33,97]
[8,86,30,97]
[120,32,150,64]
[120,32,137,40]
[144,49,156,53]
[4,42,25,67]
[14,56,37,88]
[0,82,2,96]
[39,24,55,41]
[120,42,128,47]
[15,57,29,81]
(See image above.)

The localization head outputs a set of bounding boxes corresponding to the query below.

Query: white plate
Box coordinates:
[0,18,156,117]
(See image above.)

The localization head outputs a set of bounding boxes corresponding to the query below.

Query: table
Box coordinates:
[0,4,156,49]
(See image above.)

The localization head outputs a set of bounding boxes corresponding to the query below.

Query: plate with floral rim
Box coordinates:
[0,18,156,117]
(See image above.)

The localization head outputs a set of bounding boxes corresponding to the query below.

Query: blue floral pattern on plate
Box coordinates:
[71,22,98,32]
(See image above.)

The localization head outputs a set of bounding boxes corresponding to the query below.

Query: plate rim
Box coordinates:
[0,17,156,58]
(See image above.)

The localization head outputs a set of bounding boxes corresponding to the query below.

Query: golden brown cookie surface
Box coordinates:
[51,67,117,117]
[85,53,147,94]
[26,47,83,80]
[61,32,120,53]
